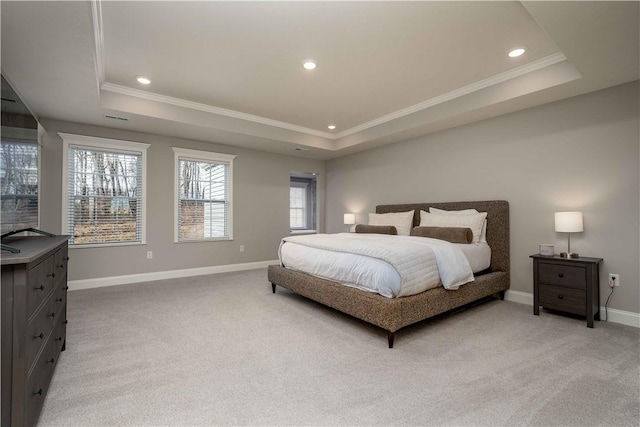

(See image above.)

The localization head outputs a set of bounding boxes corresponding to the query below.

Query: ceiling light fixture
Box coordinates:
[327,125,336,130]
[303,60,317,70]
[508,48,525,58]
[136,76,151,85]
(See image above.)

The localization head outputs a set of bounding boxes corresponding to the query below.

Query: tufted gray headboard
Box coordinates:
[376,200,509,274]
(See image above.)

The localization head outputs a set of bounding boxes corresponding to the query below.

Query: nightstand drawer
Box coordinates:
[538,284,586,315]
[538,262,586,289]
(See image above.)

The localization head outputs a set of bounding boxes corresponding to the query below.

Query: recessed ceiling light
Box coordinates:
[508,48,525,58]
[327,125,336,130]
[303,60,317,70]
[136,76,151,85]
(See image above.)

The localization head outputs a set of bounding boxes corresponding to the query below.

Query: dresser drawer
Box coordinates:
[53,246,68,288]
[52,311,67,355]
[538,262,586,289]
[539,284,586,315]
[27,257,55,318]
[25,299,55,372]
[25,342,55,427]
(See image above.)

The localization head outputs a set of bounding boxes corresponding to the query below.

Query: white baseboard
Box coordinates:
[68,260,279,291]
[504,290,640,328]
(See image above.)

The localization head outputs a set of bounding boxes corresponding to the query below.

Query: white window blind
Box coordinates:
[0,141,39,233]
[61,134,149,247]
[289,185,306,229]
[173,147,235,242]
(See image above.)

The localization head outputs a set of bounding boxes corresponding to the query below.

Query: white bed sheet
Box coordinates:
[280,234,488,298]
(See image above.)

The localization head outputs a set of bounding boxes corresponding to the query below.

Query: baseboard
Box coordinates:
[68,260,279,291]
[504,290,639,328]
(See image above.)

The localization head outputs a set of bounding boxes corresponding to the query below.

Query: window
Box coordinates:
[289,182,307,229]
[61,133,149,247]
[289,172,317,233]
[173,147,235,242]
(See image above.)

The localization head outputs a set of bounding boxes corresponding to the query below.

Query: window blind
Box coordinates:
[66,145,143,245]
[178,158,231,240]
[0,141,38,233]
[289,186,306,229]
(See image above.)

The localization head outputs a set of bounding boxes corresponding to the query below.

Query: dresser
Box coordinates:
[1,236,69,427]
[530,254,602,328]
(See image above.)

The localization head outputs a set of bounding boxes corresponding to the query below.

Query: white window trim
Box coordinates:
[172,147,236,243]
[289,181,308,230]
[60,133,150,248]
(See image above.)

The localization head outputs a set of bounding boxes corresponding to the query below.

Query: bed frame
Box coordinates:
[268,200,509,348]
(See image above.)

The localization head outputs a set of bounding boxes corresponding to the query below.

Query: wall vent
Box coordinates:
[104,114,130,122]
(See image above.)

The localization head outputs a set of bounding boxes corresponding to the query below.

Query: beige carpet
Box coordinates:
[39,268,639,426]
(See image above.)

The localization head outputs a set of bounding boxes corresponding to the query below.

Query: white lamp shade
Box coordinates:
[555,212,584,233]
[343,213,356,225]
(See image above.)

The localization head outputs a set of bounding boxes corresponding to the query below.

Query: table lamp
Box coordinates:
[344,213,355,232]
[554,211,583,258]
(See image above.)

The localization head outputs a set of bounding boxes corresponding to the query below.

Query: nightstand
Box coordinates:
[530,254,603,327]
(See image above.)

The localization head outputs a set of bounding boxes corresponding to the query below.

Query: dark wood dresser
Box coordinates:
[531,254,602,328]
[1,236,69,427]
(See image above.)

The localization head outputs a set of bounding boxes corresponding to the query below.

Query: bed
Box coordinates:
[268,200,509,348]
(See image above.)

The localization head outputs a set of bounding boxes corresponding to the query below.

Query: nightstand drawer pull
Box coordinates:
[558,294,564,299]
[558,273,564,278]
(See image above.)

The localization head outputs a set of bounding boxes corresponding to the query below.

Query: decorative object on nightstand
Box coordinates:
[343,213,355,232]
[530,254,602,327]
[539,244,554,256]
[554,211,583,258]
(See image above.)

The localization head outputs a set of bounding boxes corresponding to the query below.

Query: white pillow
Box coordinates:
[429,207,488,243]
[368,211,414,236]
[420,210,487,244]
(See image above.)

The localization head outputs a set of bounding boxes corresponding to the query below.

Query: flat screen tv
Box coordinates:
[1,75,39,234]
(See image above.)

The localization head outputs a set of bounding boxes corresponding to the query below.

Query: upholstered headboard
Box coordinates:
[376,200,509,274]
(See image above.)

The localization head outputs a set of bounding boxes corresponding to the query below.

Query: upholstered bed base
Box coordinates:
[269,200,510,348]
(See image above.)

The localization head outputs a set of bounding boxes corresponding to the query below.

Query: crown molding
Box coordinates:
[90,0,105,94]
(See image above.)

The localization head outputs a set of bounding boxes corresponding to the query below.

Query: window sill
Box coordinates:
[290,230,317,236]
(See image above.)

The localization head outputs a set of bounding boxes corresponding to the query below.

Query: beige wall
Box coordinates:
[39,120,324,281]
[325,81,640,313]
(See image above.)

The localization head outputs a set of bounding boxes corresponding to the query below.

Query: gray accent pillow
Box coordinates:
[355,224,398,235]
[410,226,473,243]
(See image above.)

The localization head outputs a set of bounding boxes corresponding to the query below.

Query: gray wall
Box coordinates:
[325,81,640,313]
[39,120,324,281]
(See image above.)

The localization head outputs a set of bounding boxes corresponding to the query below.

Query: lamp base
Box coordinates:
[560,252,580,259]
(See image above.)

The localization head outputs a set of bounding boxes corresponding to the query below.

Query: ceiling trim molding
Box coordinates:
[334,51,568,138]
[100,82,336,139]
[90,0,105,94]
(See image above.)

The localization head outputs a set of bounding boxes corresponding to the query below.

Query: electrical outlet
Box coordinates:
[608,273,620,287]
[147,251,153,259]
[239,245,245,252]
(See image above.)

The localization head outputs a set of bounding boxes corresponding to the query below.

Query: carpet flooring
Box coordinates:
[38,268,639,426]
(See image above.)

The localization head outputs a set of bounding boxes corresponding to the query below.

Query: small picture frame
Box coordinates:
[539,244,554,256]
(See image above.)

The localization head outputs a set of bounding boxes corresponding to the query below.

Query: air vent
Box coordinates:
[294,147,308,151]
[104,114,130,122]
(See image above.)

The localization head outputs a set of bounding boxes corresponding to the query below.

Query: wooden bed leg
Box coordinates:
[271,283,276,293]
[499,290,506,300]
[388,332,395,349]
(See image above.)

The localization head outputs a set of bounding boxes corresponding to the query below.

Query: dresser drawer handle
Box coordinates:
[48,312,56,318]
[47,358,55,364]
[55,337,63,342]
[66,256,70,261]
[64,286,69,290]
[57,264,65,269]
[56,298,63,302]
[33,389,43,396]
[34,332,44,339]
[47,272,56,278]
[63,320,68,324]
[35,285,45,291]
[558,294,564,300]
[558,273,564,278]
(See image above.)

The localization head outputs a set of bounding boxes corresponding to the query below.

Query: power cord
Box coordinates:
[604,276,616,322]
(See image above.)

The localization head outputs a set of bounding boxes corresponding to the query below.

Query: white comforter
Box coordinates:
[279,233,474,298]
